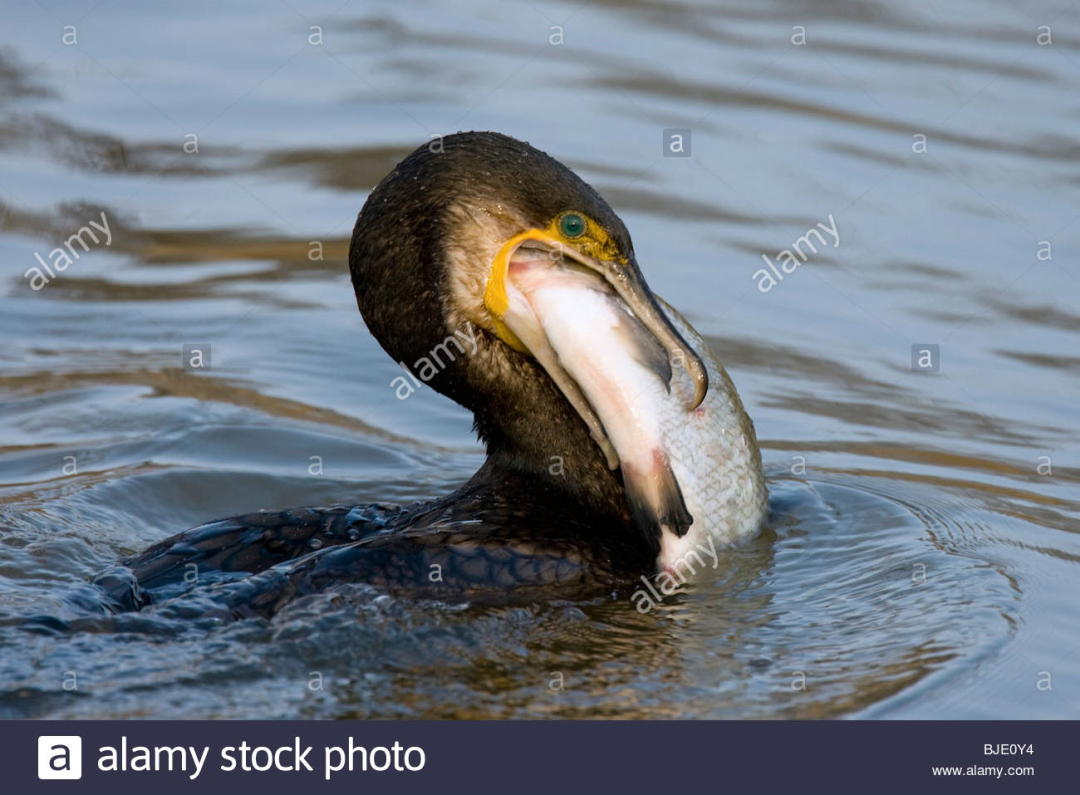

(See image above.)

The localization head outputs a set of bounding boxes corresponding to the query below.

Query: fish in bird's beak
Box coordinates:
[484,223,707,544]
[486,227,707,408]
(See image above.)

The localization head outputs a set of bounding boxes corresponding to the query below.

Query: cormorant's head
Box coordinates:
[349,132,706,540]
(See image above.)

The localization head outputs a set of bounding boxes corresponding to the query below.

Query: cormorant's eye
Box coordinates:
[559,213,586,238]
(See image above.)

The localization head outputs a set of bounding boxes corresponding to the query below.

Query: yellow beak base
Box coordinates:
[483,229,563,354]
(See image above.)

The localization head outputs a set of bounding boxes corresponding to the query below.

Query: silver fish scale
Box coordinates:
[656,300,768,564]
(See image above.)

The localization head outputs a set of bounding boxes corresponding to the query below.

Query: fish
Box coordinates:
[502,246,768,572]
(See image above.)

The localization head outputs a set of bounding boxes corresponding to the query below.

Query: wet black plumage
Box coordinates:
[99,132,663,619]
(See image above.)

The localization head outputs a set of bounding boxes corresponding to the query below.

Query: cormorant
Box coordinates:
[95,132,766,619]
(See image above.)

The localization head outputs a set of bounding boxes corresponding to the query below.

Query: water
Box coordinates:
[0,0,1077,719]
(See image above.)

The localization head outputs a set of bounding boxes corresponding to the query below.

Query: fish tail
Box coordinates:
[623,449,694,544]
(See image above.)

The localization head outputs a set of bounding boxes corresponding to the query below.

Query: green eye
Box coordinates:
[559,213,586,238]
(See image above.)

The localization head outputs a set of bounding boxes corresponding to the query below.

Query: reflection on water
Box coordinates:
[0,0,1078,719]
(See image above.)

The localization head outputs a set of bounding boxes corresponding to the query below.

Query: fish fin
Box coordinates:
[623,451,694,544]
[614,308,672,389]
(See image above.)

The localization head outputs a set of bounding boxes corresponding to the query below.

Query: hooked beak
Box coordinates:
[483,228,708,497]
[484,228,705,543]
[484,230,708,410]
[591,252,708,410]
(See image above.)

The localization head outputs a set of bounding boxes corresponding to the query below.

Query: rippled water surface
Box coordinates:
[1,0,1078,719]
